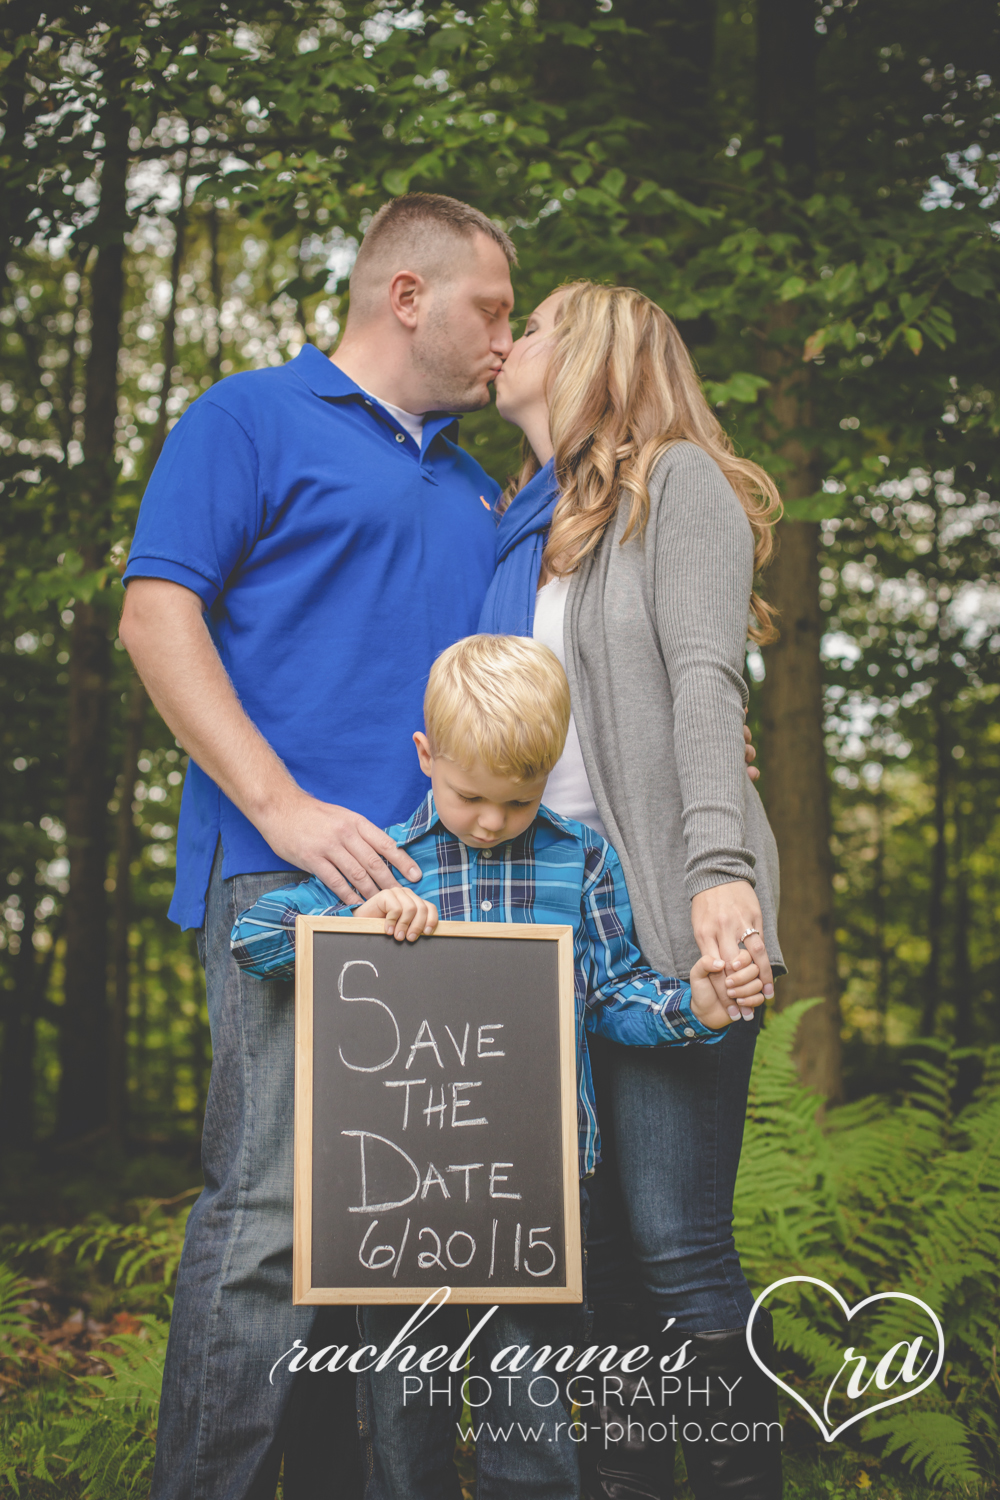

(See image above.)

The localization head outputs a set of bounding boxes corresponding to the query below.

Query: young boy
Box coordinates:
[231,634,764,1500]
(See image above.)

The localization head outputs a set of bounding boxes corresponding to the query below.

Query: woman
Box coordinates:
[479,283,784,1500]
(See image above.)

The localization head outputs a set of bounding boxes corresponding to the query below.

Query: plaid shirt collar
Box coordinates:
[389,791,580,851]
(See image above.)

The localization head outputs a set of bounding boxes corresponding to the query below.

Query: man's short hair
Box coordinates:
[424,634,570,783]
[348,194,516,319]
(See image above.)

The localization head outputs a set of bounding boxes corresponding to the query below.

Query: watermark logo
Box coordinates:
[746,1276,944,1442]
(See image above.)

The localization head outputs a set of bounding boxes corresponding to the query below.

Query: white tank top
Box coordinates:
[532,577,607,840]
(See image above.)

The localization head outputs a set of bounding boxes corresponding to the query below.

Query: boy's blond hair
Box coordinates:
[424,635,571,782]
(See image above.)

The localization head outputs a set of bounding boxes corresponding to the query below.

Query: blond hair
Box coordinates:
[503,282,781,643]
[424,635,570,782]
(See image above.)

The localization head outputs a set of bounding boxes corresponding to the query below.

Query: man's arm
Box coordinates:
[119,578,421,903]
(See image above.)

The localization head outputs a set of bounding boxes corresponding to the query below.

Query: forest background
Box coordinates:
[0,0,999,1496]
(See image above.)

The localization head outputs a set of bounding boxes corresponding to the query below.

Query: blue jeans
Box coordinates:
[586,1012,761,1331]
[359,1299,584,1500]
[150,846,362,1500]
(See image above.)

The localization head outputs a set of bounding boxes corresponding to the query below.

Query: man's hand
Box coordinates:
[257,791,421,907]
[119,578,421,905]
[354,887,439,942]
[690,878,774,1020]
[689,950,765,1030]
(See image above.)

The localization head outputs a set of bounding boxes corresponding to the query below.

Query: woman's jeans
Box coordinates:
[150,846,361,1500]
[586,1012,761,1330]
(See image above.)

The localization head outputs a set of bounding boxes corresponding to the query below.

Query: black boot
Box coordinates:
[679,1309,783,1499]
[578,1303,675,1500]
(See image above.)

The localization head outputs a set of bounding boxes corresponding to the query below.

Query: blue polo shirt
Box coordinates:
[123,344,500,930]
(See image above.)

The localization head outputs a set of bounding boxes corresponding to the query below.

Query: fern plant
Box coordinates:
[734,999,1000,1490]
[58,1319,168,1499]
[0,1263,35,1365]
[3,1017,998,1495]
[0,1293,168,1500]
[10,1198,191,1307]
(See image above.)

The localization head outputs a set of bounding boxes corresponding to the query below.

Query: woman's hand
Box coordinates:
[354,888,439,942]
[689,951,765,1030]
[743,723,759,782]
[690,879,774,1020]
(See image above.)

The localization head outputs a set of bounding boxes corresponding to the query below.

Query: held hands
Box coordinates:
[354,887,440,942]
[690,878,774,1025]
[689,950,765,1030]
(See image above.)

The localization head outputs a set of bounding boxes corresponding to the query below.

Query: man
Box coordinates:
[119,194,516,1500]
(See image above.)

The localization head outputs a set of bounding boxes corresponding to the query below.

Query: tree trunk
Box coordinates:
[755,329,844,1102]
[920,697,949,1036]
[951,814,972,1048]
[760,516,844,1101]
[756,0,818,189]
[0,1,38,306]
[56,82,130,1142]
[208,206,224,384]
[755,0,842,1102]
[150,145,191,465]
[135,931,150,1134]
[108,674,146,1141]
[951,809,977,1106]
[873,788,890,1050]
[0,895,38,1147]
[536,0,715,188]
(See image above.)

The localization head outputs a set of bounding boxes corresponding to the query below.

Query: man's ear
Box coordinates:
[413,731,434,775]
[389,269,424,329]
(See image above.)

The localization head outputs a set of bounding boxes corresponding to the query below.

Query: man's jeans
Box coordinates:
[586,1011,761,1330]
[150,846,362,1500]
[359,1302,583,1500]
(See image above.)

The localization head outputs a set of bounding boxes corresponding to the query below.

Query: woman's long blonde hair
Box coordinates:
[503,282,781,644]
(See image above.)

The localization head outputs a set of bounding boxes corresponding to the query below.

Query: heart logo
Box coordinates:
[746,1275,945,1442]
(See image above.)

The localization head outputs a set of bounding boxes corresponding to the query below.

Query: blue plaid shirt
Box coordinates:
[231,794,722,1176]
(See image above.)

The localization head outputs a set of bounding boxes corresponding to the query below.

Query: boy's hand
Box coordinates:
[354,888,439,942]
[689,950,765,1030]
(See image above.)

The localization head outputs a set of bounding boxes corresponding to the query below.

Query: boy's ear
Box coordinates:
[413,731,434,776]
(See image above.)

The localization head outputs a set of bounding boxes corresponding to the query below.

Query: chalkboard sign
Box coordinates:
[293,916,581,1305]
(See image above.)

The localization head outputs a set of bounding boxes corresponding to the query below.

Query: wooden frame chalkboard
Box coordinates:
[293,916,581,1305]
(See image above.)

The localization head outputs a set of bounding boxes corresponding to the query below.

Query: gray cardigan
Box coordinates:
[563,441,784,982]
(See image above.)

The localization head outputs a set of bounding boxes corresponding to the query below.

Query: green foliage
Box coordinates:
[57,1321,167,1499]
[0,1306,167,1500]
[13,1204,190,1308]
[0,1262,34,1360]
[3,1015,998,1493]
[735,999,1000,1488]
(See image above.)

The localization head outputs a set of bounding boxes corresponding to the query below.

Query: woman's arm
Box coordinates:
[652,445,774,997]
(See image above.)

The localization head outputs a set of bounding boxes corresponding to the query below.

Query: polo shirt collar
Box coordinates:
[287,343,369,400]
[286,343,460,443]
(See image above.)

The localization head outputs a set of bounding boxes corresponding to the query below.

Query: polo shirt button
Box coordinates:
[683,1027,695,1038]
[481,900,493,911]
[395,432,405,442]
[480,849,492,859]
